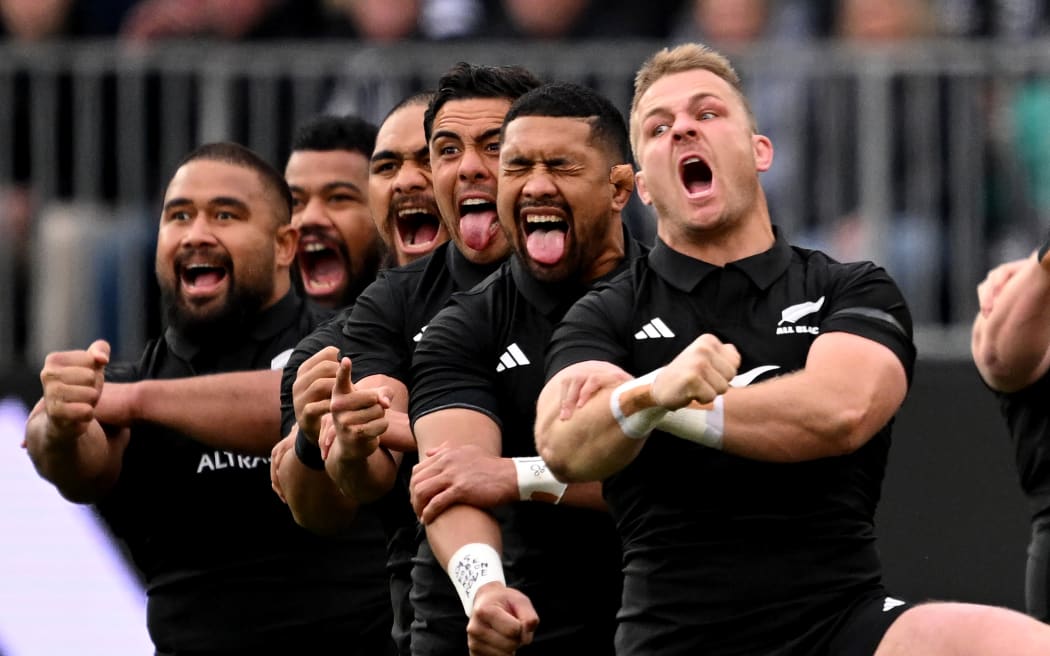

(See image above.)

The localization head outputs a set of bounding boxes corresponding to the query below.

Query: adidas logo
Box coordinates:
[496,343,530,372]
[413,325,428,343]
[634,318,674,340]
[882,597,906,612]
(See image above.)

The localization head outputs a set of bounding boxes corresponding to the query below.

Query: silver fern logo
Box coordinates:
[776,296,824,335]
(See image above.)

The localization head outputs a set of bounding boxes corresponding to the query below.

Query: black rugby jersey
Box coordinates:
[545,233,915,655]
[339,241,503,656]
[98,291,394,654]
[279,303,416,655]
[343,241,503,385]
[408,232,643,654]
[999,370,1050,517]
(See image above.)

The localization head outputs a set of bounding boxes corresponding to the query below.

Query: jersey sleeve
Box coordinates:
[279,314,350,439]
[104,339,155,384]
[408,291,500,428]
[545,275,634,382]
[820,261,917,382]
[342,274,411,384]
[104,360,144,385]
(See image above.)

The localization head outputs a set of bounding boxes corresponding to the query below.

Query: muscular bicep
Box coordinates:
[805,331,907,440]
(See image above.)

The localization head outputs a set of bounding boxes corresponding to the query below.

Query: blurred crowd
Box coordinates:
[2,0,1050,43]
[4,0,1050,360]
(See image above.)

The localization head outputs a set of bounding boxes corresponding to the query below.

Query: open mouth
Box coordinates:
[297,233,346,297]
[458,196,500,251]
[395,205,441,250]
[680,156,713,196]
[522,210,569,266]
[178,259,229,298]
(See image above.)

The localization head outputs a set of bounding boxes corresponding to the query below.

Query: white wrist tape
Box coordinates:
[609,368,668,439]
[657,395,725,449]
[447,542,505,617]
[513,456,568,503]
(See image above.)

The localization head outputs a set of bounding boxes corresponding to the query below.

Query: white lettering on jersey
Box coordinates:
[196,450,269,474]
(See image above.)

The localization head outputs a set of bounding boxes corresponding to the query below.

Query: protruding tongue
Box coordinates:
[460,211,498,251]
[526,228,567,265]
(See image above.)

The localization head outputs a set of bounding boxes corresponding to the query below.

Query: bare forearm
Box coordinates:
[717,352,905,462]
[131,370,282,455]
[328,446,399,504]
[25,409,122,503]
[426,504,503,572]
[278,445,360,535]
[973,257,1050,391]
[557,482,607,510]
[536,383,644,483]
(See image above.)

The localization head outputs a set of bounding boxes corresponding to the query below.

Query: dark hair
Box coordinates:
[382,90,435,124]
[423,62,542,141]
[502,82,630,164]
[290,114,378,159]
[178,141,293,224]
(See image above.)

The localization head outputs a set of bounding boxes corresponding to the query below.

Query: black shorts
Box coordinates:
[818,591,913,656]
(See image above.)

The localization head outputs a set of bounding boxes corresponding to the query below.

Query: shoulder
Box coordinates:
[296,307,352,355]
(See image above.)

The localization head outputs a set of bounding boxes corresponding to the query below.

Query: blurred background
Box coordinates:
[1,0,1048,653]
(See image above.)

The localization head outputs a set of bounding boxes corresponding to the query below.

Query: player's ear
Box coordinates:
[752,134,773,172]
[274,222,297,268]
[609,164,634,212]
[635,170,652,206]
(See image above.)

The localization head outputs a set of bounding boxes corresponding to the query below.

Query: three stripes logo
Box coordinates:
[413,325,428,343]
[496,343,530,372]
[634,317,675,340]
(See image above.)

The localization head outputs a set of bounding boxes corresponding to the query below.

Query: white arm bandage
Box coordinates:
[447,542,506,617]
[512,456,568,503]
[656,395,725,450]
[609,368,668,439]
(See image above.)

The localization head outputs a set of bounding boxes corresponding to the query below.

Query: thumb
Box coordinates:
[725,343,742,370]
[375,386,393,409]
[334,357,354,395]
[88,339,111,367]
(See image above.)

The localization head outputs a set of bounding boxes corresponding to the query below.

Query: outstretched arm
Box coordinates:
[972,253,1050,393]
[24,340,129,503]
[96,369,282,456]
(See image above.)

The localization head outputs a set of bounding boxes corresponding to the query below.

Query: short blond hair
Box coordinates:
[629,43,757,157]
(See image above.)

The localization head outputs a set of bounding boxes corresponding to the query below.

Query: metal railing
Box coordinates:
[3,38,1049,366]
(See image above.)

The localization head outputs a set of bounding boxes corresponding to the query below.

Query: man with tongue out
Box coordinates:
[24,142,395,654]
[407,82,642,656]
[272,66,541,656]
